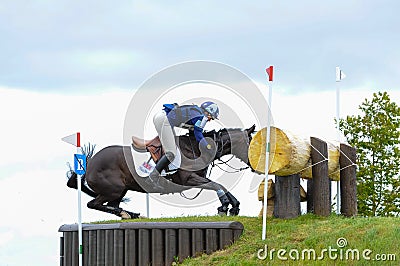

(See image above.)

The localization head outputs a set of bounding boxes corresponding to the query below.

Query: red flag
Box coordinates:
[266,66,273,81]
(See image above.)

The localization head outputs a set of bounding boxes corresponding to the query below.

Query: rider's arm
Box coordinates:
[194,116,210,149]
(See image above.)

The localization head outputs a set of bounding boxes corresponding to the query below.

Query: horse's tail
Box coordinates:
[65,143,98,198]
[66,171,98,198]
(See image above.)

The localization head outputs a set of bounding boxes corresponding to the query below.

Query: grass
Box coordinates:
[95,214,399,265]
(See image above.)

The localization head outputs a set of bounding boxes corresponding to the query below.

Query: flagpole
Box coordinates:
[76,145,83,266]
[335,67,342,215]
[146,193,150,218]
[262,66,273,240]
[62,132,83,266]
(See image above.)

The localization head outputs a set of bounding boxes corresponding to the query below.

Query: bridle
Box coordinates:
[213,130,228,160]
[211,129,250,174]
[180,129,251,201]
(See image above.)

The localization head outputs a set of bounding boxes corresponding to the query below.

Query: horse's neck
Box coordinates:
[177,135,200,157]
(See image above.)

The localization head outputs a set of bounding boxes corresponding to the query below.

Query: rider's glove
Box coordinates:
[199,138,211,150]
[199,138,215,161]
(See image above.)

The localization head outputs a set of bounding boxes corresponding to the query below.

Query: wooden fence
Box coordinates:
[273,138,357,218]
[59,221,244,266]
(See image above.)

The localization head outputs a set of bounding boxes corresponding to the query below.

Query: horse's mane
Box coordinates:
[184,128,244,139]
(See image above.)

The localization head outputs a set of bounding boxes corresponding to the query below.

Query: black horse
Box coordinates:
[66,125,255,219]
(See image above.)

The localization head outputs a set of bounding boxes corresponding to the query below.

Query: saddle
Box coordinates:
[131,135,163,162]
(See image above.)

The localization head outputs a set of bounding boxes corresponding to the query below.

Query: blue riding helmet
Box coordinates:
[201,101,219,119]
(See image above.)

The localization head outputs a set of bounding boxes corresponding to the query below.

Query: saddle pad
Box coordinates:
[132,146,181,177]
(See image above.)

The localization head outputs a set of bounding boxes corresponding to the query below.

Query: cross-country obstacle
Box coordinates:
[59,221,243,266]
[250,127,357,218]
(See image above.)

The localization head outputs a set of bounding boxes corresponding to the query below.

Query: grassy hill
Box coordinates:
[102,214,399,265]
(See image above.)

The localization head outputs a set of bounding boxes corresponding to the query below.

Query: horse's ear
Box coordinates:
[246,124,256,136]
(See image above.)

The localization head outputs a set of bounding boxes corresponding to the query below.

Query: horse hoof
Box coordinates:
[229,206,240,216]
[120,211,141,219]
[217,205,228,216]
[130,212,141,219]
[120,211,132,219]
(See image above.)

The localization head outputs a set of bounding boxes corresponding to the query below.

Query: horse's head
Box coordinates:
[212,125,256,165]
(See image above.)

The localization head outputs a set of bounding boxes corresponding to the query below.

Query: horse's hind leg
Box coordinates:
[87,195,139,219]
[107,192,140,219]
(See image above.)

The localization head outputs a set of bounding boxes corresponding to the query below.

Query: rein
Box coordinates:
[212,156,250,173]
[180,189,204,200]
[179,129,249,201]
[212,130,250,173]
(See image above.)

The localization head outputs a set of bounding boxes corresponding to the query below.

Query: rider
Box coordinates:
[149,101,220,179]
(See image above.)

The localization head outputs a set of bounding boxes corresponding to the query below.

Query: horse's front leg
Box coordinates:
[225,191,240,216]
[215,190,240,216]
[186,173,231,215]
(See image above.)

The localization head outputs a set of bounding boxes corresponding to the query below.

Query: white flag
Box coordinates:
[62,132,81,147]
[336,67,346,82]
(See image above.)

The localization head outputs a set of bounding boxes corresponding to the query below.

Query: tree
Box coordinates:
[338,91,400,217]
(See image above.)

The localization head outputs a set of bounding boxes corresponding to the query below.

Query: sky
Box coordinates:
[1,1,400,265]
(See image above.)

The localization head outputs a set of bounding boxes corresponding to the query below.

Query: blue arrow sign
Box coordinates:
[74,154,86,175]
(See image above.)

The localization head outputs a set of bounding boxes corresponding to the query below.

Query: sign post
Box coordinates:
[335,67,346,214]
[262,66,274,240]
[62,132,84,266]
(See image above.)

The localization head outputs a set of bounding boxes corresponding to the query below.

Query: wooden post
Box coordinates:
[192,229,204,256]
[82,231,89,266]
[273,174,301,218]
[124,230,136,266]
[138,229,150,266]
[96,230,105,266]
[113,230,124,266]
[64,232,72,266]
[165,229,177,265]
[311,137,331,217]
[205,229,218,254]
[152,228,164,266]
[178,229,191,262]
[105,230,114,265]
[219,229,234,249]
[340,143,357,217]
[307,179,314,213]
[60,237,64,266]
[88,231,97,266]
[72,231,79,266]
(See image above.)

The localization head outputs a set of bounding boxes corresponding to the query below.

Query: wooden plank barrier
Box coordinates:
[59,221,244,266]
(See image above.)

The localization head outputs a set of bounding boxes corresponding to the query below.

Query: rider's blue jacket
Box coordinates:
[163,104,208,145]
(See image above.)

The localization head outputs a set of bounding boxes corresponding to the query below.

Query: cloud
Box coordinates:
[0,86,133,168]
[2,1,400,92]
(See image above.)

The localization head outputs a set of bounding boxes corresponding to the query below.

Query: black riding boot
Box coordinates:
[149,152,175,179]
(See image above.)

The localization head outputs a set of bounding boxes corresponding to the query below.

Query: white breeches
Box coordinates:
[153,111,176,157]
